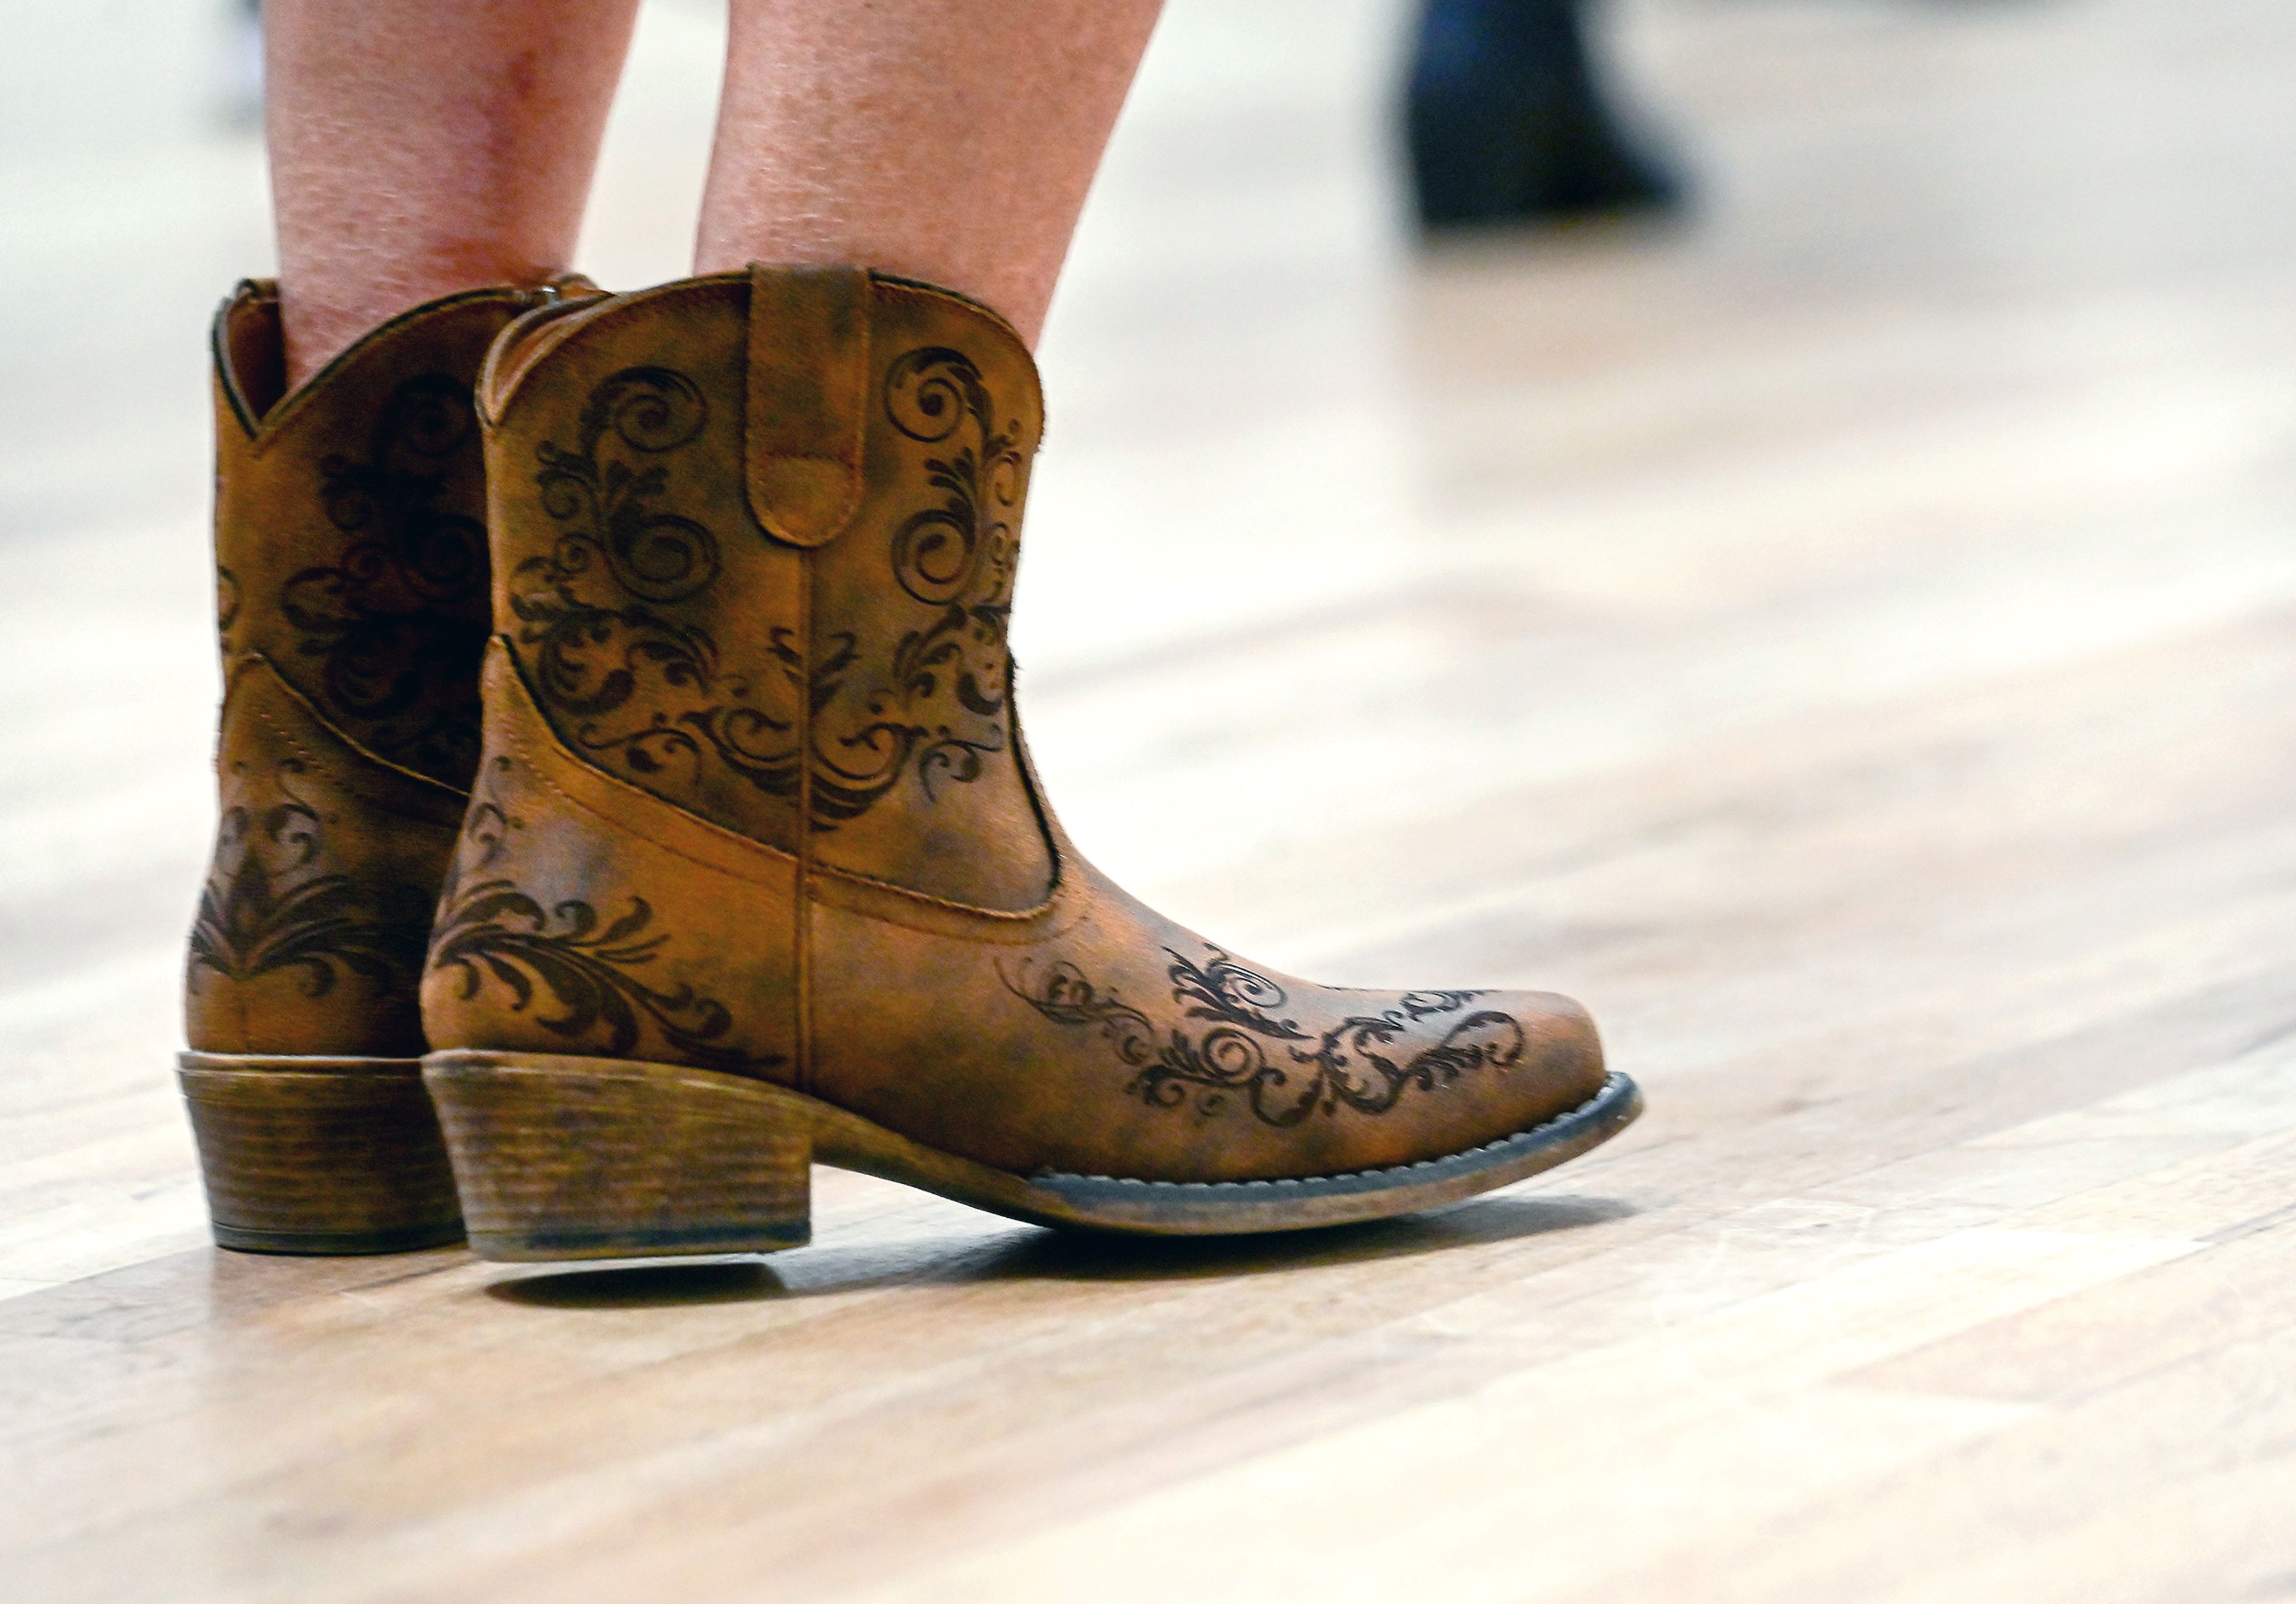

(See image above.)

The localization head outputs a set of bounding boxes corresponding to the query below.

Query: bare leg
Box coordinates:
[697,0,1165,347]
[265,0,642,390]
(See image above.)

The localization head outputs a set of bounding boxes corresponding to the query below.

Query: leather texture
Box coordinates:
[187,282,547,1058]
[422,267,1609,1184]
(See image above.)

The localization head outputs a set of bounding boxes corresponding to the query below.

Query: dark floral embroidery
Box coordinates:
[529,366,718,603]
[1001,948,1523,1126]
[188,759,429,997]
[426,796,781,1074]
[280,372,490,784]
[512,367,812,805]
[1168,948,1310,1040]
[807,346,1025,814]
[512,349,1027,829]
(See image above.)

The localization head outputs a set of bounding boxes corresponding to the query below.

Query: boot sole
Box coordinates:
[421,1049,1642,1260]
[178,1053,466,1254]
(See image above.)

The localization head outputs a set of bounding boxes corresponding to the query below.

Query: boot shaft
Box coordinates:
[189,282,540,1057]
[478,267,1055,912]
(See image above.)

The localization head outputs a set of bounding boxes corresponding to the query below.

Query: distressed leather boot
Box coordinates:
[181,279,586,1253]
[420,266,1641,1258]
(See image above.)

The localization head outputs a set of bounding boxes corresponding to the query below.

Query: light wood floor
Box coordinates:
[6,1,2296,1599]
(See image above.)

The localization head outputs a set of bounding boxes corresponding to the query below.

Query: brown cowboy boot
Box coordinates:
[419,266,1640,1258]
[180,279,590,1253]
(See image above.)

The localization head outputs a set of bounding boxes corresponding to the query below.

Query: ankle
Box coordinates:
[277,254,569,393]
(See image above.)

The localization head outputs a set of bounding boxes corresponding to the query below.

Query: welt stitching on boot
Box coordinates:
[180,280,583,1255]
[419,264,1639,1258]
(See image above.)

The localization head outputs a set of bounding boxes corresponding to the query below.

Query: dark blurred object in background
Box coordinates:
[224,0,263,127]
[1406,0,1683,230]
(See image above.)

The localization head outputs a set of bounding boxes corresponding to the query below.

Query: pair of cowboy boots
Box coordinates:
[181,265,1641,1259]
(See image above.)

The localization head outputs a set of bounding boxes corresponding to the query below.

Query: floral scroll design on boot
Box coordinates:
[528,365,720,603]
[1002,948,1524,1127]
[512,352,1026,830]
[510,365,731,759]
[188,757,431,998]
[798,344,1027,820]
[511,366,818,804]
[426,793,783,1075]
[280,372,491,786]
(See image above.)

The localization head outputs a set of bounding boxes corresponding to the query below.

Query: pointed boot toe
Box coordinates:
[417,266,1641,1259]
[1419,985,1616,1153]
[1504,988,1612,1125]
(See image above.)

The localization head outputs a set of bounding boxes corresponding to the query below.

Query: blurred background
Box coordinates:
[7,0,2296,1368]
[9,4,2296,1597]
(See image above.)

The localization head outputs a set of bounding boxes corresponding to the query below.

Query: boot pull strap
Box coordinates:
[746,263,870,549]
